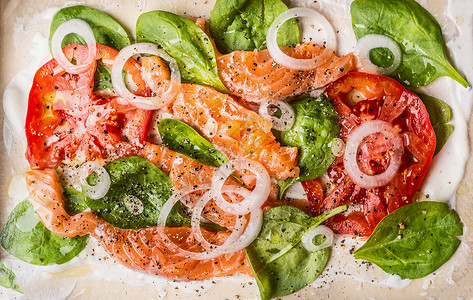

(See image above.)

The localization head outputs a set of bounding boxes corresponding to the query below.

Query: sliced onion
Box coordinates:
[331,137,345,157]
[266,7,336,70]
[157,187,262,260]
[301,225,333,252]
[258,99,295,131]
[355,34,402,75]
[191,186,262,253]
[344,120,403,188]
[78,161,110,199]
[211,158,271,215]
[191,190,244,252]
[111,43,181,110]
[123,195,144,216]
[51,19,97,74]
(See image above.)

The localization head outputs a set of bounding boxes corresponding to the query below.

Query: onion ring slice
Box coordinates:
[259,99,295,131]
[355,34,402,75]
[301,225,333,252]
[111,43,181,110]
[266,7,336,70]
[344,120,404,188]
[78,161,110,199]
[51,19,97,74]
[211,158,271,215]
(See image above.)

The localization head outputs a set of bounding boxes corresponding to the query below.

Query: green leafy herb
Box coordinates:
[416,93,453,156]
[350,0,469,87]
[355,201,463,279]
[93,59,114,92]
[136,11,227,92]
[0,200,87,266]
[276,95,339,198]
[0,261,23,294]
[49,5,131,51]
[63,187,88,215]
[158,118,228,167]
[85,156,188,229]
[209,0,300,53]
[246,205,347,300]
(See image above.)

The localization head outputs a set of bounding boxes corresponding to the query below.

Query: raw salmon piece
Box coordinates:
[216,42,356,103]
[171,84,300,181]
[140,56,300,181]
[94,224,251,280]
[25,169,102,237]
[25,168,251,280]
[138,143,242,229]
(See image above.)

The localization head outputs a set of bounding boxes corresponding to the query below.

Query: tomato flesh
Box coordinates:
[25,44,152,169]
[303,72,436,237]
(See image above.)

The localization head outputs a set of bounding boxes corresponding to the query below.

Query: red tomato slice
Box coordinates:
[25,44,152,169]
[303,72,436,237]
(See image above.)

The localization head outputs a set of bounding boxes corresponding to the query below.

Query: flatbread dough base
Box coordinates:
[1,0,472,299]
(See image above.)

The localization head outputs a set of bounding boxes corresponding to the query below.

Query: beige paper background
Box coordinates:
[1,0,472,299]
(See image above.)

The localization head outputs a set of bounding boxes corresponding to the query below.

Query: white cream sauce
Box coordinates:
[1,0,472,299]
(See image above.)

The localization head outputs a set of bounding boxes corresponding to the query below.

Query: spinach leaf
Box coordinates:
[0,200,87,266]
[209,0,300,53]
[158,118,228,168]
[276,95,339,198]
[416,93,453,156]
[354,201,463,279]
[136,11,227,92]
[350,0,469,87]
[63,187,88,215]
[49,5,131,51]
[93,59,114,92]
[0,261,23,294]
[85,156,188,229]
[246,205,347,300]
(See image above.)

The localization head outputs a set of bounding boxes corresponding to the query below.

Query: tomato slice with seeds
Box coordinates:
[303,72,436,237]
[25,44,152,169]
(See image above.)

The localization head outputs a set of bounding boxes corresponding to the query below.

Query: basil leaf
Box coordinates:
[355,201,463,279]
[158,118,228,168]
[276,95,339,198]
[0,200,87,266]
[0,261,22,294]
[49,5,131,51]
[416,93,453,156]
[93,59,113,92]
[63,187,88,215]
[246,205,347,300]
[209,0,300,53]
[350,0,469,87]
[85,156,188,229]
[136,11,227,92]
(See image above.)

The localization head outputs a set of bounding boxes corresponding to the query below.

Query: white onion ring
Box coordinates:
[211,158,271,215]
[344,120,404,188]
[51,19,97,74]
[78,161,110,199]
[331,137,345,157]
[191,186,262,254]
[355,34,402,75]
[191,190,243,252]
[157,187,263,260]
[111,43,181,110]
[259,99,295,131]
[123,195,144,216]
[301,225,333,252]
[266,7,336,70]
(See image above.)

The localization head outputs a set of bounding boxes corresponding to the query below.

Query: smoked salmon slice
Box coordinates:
[138,143,240,229]
[141,55,300,181]
[216,42,356,103]
[25,168,251,280]
[170,84,300,181]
